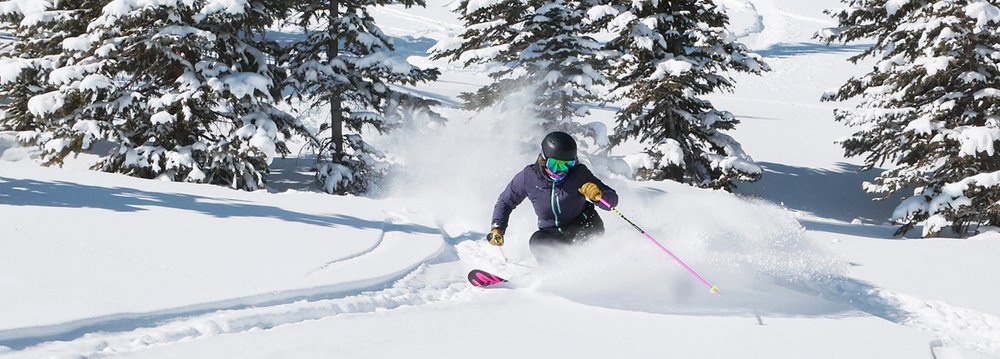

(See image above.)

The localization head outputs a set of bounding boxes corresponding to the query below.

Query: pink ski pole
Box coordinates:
[598,197,720,295]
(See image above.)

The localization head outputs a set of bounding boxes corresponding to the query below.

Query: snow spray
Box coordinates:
[597,197,721,295]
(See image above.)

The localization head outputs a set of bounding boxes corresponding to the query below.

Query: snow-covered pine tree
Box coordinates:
[599,0,767,190]
[282,0,440,195]
[0,0,303,190]
[0,0,100,132]
[0,1,21,52]
[431,0,608,136]
[820,0,1000,237]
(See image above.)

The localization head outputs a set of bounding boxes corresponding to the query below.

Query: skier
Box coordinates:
[487,131,619,260]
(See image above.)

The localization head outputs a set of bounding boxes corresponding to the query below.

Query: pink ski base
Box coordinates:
[468,270,506,287]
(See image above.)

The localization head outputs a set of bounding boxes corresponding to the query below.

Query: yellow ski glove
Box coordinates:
[487,228,504,246]
[579,182,603,202]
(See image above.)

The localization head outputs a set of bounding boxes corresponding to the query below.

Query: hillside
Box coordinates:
[2,0,1000,358]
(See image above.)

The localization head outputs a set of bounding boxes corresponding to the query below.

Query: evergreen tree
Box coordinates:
[820,0,1000,236]
[0,0,301,190]
[601,0,767,190]
[0,1,20,52]
[0,0,100,132]
[432,0,608,136]
[282,0,440,195]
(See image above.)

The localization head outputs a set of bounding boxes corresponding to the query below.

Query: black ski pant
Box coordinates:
[529,203,604,262]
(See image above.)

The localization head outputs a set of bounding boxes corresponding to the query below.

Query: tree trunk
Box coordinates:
[328,0,344,162]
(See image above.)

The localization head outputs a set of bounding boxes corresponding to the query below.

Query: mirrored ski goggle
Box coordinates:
[546,158,577,174]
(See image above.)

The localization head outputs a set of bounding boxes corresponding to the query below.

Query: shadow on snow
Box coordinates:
[266,31,437,64]
[0,176,438,235]
[736,162,899,227]
[555,274,910,329]
[0,176,453,349]
[756,42,873,58]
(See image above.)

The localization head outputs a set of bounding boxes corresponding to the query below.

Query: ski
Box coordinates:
[467,269,507,288]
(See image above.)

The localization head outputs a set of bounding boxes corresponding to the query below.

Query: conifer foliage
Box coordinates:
[600,0,767,190]
[282,0,440,194]
[0,0,439,195]
[0,0,302,190]
[436,0,765,190]
[820,0,1000,236]
[432,0,608,135]
[0,0,101,132]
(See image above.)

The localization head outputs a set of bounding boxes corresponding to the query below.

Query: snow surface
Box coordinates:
[61,36,94,52]
[26,91,65,116]
[3,0,1000,358]
[221,72,271,99]
[0,0,51,19]
[0,58,31,85]
[650,59,694,80]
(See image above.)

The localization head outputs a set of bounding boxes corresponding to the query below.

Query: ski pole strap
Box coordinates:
[597,198,721,296]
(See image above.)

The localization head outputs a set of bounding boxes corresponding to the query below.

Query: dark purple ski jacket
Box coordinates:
[491,162,618,231]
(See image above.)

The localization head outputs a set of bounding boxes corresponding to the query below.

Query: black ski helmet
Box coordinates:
[541,131,577,161]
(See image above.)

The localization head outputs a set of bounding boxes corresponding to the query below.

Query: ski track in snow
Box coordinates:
[6,222,1000,359]
[0,212,450,357]
[0,204,521,359]
[300,228,385,277]
[711,94,843,110]
[377,6,458,31]
[0,265,475,359]
[4,213,1000,359]
[0,226,513,359]
[0,190,995,358]
[772,9,831,24]
[369,6,460,38]
[887,292,1000,357]
[831,280,1000,358]
[301,211,402,277]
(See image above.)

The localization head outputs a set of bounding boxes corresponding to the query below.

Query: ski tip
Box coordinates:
[710,286,721,295]
[468,269,507,288]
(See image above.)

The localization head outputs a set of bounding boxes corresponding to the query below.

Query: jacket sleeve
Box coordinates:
[491,170,528,231]
[585,167,618,210]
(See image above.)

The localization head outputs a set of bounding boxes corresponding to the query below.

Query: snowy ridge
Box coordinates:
[717,0,765,40]
[829,280,1000,358]
[887,291,1000,357]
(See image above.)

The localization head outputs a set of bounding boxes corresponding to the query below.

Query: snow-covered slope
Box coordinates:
[3,0,1000,358]
[0,160,961,359]
[0,162,445,335]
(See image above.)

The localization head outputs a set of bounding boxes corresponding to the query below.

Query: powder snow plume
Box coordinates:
[532,184,850,316]
[385,89,847,315]
[380,89,556,229]
[379,87,848,317]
